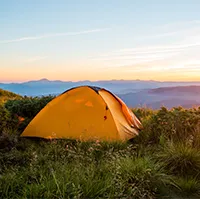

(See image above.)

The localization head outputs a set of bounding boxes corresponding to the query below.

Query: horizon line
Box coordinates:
[1,78,200,84]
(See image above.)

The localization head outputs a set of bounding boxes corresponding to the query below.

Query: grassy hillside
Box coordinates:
[0,95,200,198]
[0,88,21,104]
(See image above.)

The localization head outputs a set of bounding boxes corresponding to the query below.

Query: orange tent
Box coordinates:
[21,86,142,141]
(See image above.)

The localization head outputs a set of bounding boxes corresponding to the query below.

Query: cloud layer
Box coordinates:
[0,28,109,44]
[89,20,200,74]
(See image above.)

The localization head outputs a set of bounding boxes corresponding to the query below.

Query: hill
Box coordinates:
[119,85,200,109]
[0,88,21,98]
[149,85,200,94]
[0,88,22,104]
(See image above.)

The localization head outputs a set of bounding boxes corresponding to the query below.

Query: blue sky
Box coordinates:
[1,0,200,82]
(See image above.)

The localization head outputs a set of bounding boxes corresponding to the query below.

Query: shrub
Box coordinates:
[0,104,10,134]
[5,95,54,119]
[135,107,200,146]
[132,107,155,120]
[4,95,55,131]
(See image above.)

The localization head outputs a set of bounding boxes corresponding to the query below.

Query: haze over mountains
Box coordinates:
[1,78,200,109]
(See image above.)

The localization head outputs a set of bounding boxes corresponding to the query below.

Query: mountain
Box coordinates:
[1,79,200,109]
[149,86,200,95]
[118,85,200,109]
[1,78,200,97]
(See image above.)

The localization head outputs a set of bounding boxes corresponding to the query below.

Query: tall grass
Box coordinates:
[0,138,173,199]
[157,142,200,178]
[173,177,200,198]
[116,156,173,199]
[1,106,200,198]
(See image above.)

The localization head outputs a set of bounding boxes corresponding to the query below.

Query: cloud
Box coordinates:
[24,56,48,63]
[119,42,200,53]
[88,20,200,69]
[107,55,200,74]
[90,53,178,64]
[89,42,200,67]
[0,28,109,44]
[89,21,200,63]
[90,43,200,73]
[128,20,200,44]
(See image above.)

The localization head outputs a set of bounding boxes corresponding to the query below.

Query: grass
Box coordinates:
[173,177,200,198]
[1,137,199,199]
[157,142,200,178]
[0,138,169,199]
[1,106,200,198]
[116,156,172,198]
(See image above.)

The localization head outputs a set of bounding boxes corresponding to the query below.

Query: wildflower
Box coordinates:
[95,139,101,147]
[88,147,93,152]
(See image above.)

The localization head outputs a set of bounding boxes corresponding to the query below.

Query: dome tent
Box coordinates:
[21,86,142,141]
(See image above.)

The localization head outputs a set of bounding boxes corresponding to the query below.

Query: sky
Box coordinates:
[1,0,200,82]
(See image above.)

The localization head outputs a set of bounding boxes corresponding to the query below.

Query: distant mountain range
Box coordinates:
[1,78,200,109]
[118,86,200,109]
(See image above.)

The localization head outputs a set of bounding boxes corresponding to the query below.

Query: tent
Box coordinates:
[21,86,142,141]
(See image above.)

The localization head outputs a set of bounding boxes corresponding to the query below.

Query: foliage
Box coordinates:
[0,104,10,134]
[0,139,172,199]
[5,95,55,119]
[116,156,172,198]
[157,142,200,178]
[133,106,200,147]
[0,93,200,198]
[4,95,55,131]
[132,107,155,120]
[173,177,200,197]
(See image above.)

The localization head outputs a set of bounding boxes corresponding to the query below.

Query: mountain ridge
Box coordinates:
[1,79,200,109]
[3,78,200,84]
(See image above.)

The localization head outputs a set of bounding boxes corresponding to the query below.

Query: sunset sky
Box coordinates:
[1,0,200,82]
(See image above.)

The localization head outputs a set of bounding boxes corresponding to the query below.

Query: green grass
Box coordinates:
[173,177,200,198]
[157,142,200,178]
[0,138,169,199]
[1,103,200,198]
[1,137,199,199]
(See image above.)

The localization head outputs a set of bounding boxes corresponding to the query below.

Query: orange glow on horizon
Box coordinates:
[1,72,200,83]
[1,63,200,83]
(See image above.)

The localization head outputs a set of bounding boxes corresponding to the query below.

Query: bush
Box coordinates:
[0,105,10,134]
[5,95,54,119]
[4,95,55,131]
[134,107,200,147]
[132,107,155,120]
